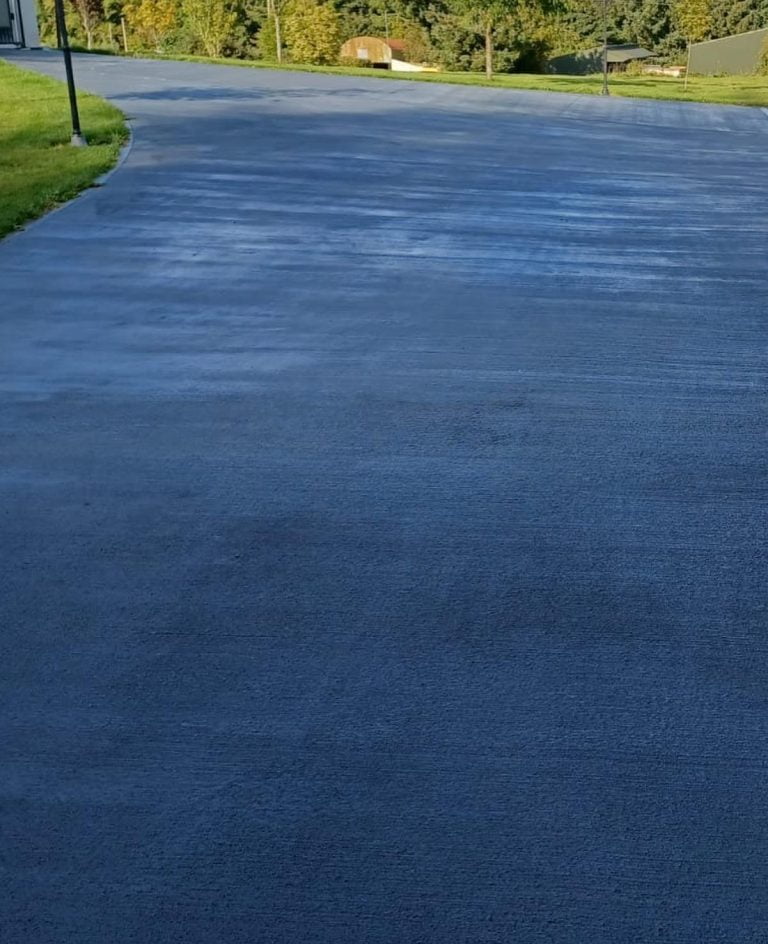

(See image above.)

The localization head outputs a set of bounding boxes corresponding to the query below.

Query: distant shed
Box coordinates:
[339,36,433,71]
[548,44,654,75]
[688,27,768,75]
[340,36,406,68]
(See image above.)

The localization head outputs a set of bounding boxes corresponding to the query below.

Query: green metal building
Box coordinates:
[547,44,654,76]
[688,28,768,75]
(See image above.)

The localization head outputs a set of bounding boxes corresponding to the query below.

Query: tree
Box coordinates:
[35,0,57,43]
[509,0,579,66]
[559,0,601,45]
[70,0,103,48]
[426,7,486,70]
[621,0,675,52]
[673,0,711,42]
[711,0,767,38]
[559,0,684,56]
[255,0,290,62]
[760,33,768,73]
[124,0,177,50]
[266,0,286,62]
[229,0,263,58]
[452,0,559,79]
[284,0,341,63]
[181,0,237,56]
[101,0,124,48]
[465,0,514,78]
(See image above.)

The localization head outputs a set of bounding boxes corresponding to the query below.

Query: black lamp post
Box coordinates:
[53,0,87,146]
[601,0,610,96]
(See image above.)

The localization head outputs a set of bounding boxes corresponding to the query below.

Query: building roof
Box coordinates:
[339,36,410,62]
[604,44,655,63]
[690,25,768,49]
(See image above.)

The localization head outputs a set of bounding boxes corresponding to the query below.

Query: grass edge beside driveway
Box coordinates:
[76,48,768,109]
[0,59,128,239]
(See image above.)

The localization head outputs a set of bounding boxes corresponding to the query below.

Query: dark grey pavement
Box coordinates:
[3,51,768,942]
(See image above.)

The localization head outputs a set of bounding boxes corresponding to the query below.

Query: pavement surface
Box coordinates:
[3,51,768,943]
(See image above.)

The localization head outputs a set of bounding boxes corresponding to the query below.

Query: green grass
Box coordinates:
[129,50,768,108]
[0,60,128,238]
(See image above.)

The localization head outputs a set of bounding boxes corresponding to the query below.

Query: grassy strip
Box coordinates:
[96,48,768,108]
[0,60,128,238]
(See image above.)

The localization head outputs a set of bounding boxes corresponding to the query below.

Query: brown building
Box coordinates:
[340,36,415,70]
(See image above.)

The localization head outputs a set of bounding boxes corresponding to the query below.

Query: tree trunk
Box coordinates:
[86,27,93,50]
[275,12,283,64]
[484,24,493,79]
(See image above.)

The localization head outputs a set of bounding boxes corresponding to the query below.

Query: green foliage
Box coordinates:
[284,0,341,63]
[711,0,768,38]
[388,17,433,62]
[41,0,768,75]
[558,0,681,56]
[257,12,279,58]
[36,0,57,42]
[673,0,711,42]
[425,8,483,70]
[101,0,124,23]
[69,0,104,48]
[623,56,649,74]
[759,35,768,73]
[228,0,263,57]
[630,0,677,51]
[181,0,237,56]
[446,0,561,77]
[124,0,178,50]
[508,1,574,66]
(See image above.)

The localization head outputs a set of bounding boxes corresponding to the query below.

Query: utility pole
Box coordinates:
[53,0,87,146]
[601,0,610,96]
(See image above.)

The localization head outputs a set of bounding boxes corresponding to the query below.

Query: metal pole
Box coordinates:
[602,0,610,96]
[53,0,87,146]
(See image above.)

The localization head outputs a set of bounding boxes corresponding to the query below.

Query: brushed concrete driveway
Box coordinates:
[3,51,768,943]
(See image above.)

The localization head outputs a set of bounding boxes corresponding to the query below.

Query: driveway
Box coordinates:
[2,51,768,943]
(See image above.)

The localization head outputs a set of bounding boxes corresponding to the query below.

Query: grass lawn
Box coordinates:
[141,51,768,109]
[0,60,127,238]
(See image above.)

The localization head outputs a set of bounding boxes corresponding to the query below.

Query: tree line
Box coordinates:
[42,0,768,74]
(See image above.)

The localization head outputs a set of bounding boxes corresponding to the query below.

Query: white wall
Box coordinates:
[391,59,427,72]
[15,0,41,47]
